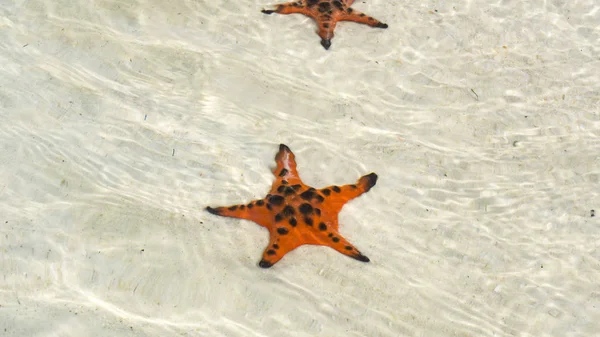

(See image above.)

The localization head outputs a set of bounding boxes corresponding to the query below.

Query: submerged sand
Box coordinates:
[1,1,599,336]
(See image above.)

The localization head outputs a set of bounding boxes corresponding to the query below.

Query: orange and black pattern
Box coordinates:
[207,144,377,268]
[262,0,388,50]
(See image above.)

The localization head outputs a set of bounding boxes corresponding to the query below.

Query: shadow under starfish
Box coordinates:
[206,144,378,268]
[262,0,388,50]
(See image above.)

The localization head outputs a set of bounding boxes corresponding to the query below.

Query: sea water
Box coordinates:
[1,0,599,336]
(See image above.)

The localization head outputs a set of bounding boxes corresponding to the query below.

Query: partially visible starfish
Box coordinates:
[206,144,378,268]
[262,0,388,50]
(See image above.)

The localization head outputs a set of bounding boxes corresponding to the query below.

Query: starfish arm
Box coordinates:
[316,20,337,50]
[262,2,311,16]
[322,232,370,263]
[258,233,302,268]
[205,199,273,228]
[271,144,303,188]
[338,9,388,28]
[319,172,378,212]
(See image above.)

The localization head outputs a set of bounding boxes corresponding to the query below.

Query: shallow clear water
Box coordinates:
[1,0,599,336]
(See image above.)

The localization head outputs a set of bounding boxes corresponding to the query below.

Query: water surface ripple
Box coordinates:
[1,0,599,336]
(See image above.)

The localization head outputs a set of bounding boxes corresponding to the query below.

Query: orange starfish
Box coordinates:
[262,0,388,50]
[206,144,378,268]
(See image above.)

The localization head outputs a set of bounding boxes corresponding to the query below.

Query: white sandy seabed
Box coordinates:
[0,0,599,336]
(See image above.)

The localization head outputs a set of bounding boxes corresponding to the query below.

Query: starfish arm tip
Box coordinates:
[206,206,220,215]
[321,39,331,50]
[262,9,274,14]
[354,253,370,263]
[258,259,274,268]
[279,143,291,152]
[377,23,389,29]
[361,172,378,191]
